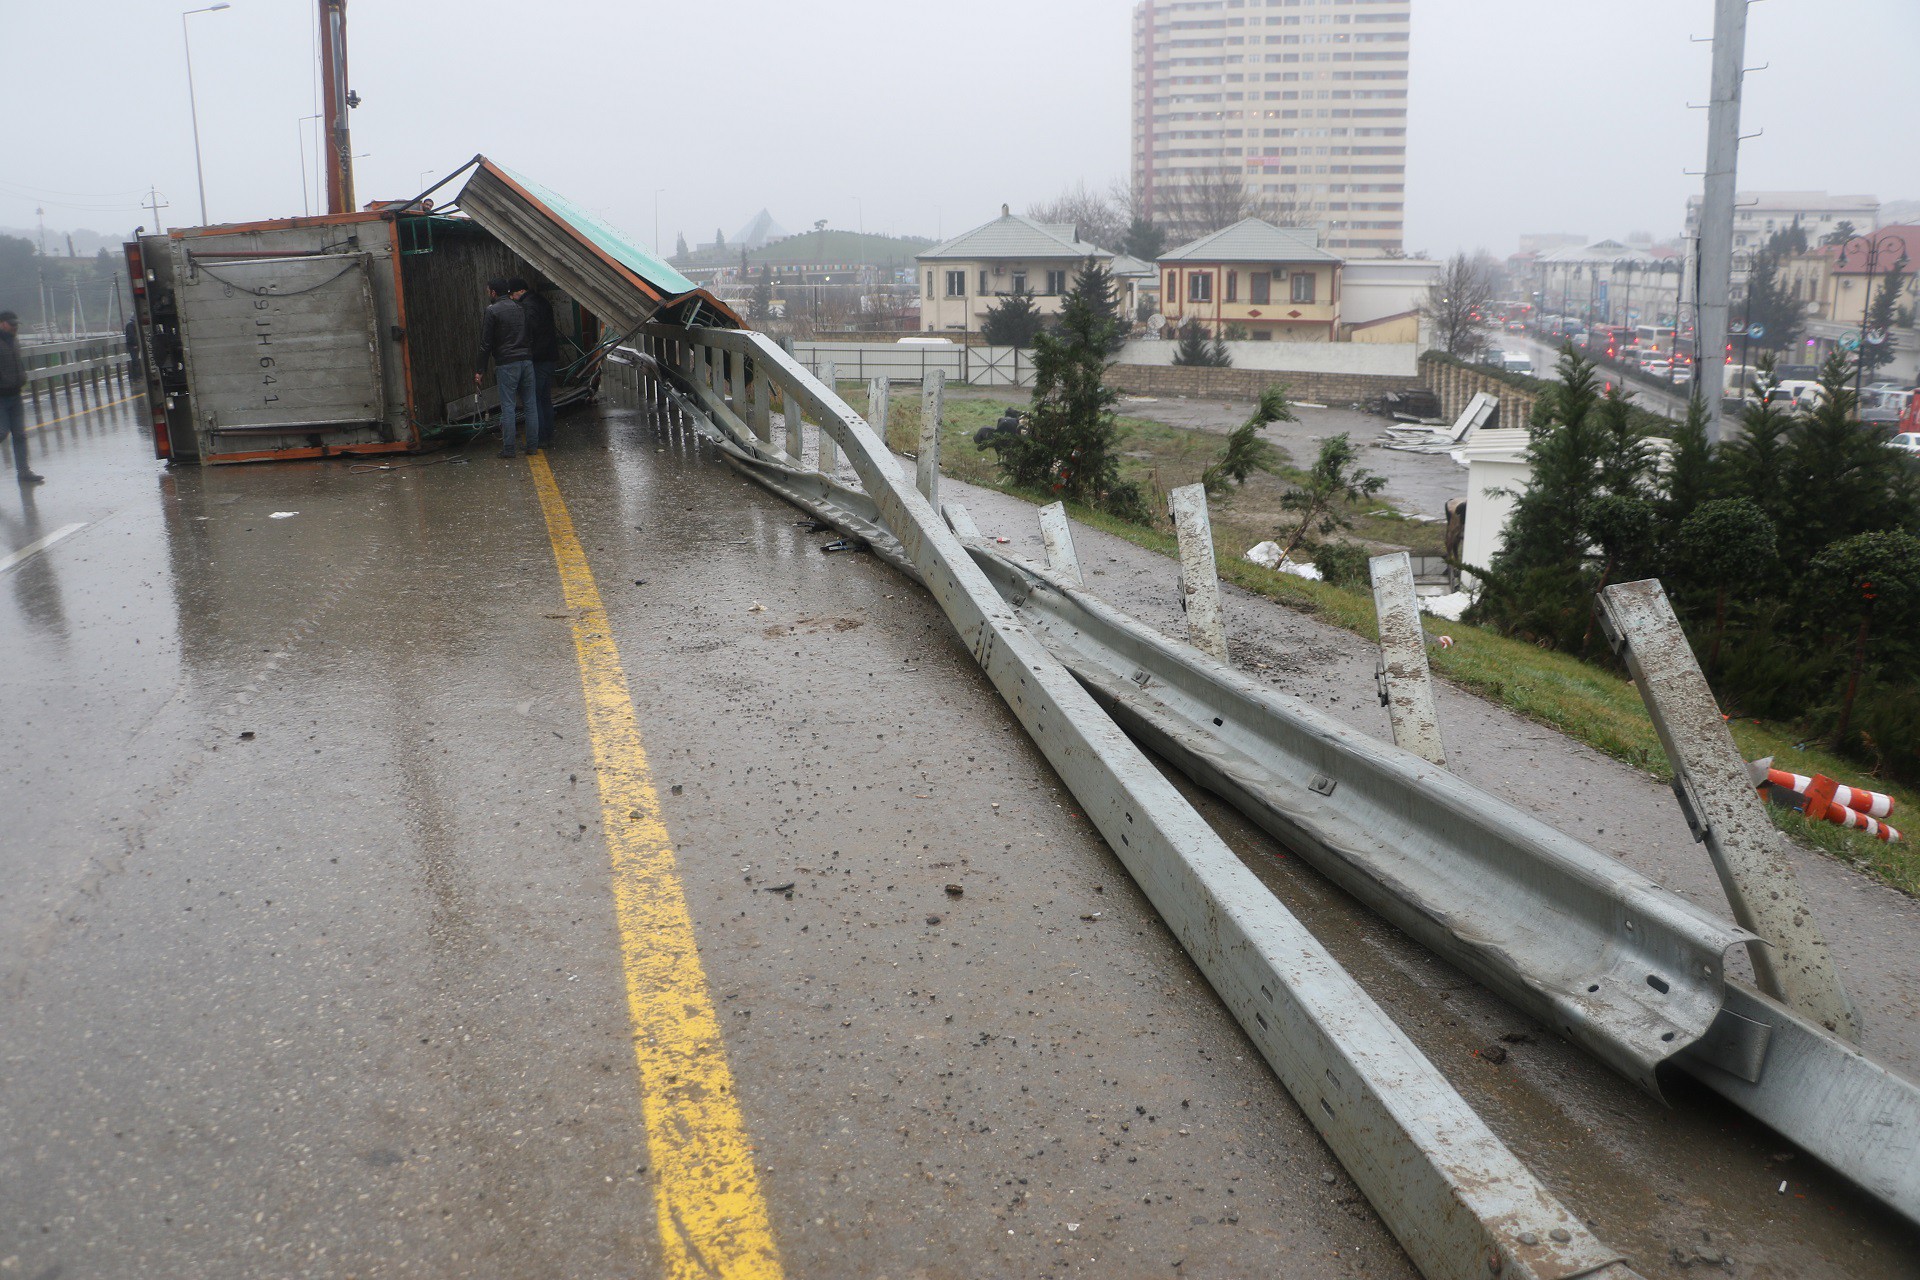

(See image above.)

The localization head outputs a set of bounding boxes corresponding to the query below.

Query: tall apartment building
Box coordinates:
[1131,0,1411,256]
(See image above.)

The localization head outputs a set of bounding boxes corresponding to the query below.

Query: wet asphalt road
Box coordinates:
[4,388,1918,1279]
[2,397,1416,1278]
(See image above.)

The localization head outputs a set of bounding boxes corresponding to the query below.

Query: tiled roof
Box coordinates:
[1159,218,1340,265]
[917,212,1111,262]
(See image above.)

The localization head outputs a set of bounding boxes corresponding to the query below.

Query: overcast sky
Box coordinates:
[6,0,1915,259]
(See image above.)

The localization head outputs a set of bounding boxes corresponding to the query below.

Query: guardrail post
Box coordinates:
[782,381,803,460]
[1168,483,1228,662]
[726,349,747,427]
[749,360,772,443]
[867,375,889,451]
[1369,551,1447,767]
[1037,501,1083,587]
[918,370,944,506]
[817,361,838,474]
[1597,578,1860,1042]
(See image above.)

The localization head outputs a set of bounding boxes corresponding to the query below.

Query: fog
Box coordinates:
[4,0,1914,257]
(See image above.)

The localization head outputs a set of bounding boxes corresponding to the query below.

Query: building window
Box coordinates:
[1189,272,1214,303]
[1046,269,1068,295]
[925,272,934,299]
[1165,270,1179,303]
[946,270,967,298]
[1011,270,1028,294]
[980,270,991,295]
[1290,271,1315,302]
[1226,271,1239,302]
[1251,271,1272,304]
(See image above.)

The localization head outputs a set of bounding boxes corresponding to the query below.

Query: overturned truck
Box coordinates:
[124,156,737,465]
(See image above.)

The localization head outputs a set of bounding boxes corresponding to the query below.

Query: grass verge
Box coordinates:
[822,384,1919,897]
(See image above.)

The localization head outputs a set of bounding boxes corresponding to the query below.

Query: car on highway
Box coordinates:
[1886,432,1920,456]
[1506,320,1525,333]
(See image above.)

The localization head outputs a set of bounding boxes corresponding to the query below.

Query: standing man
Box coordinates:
[0,311,44,484]
[510,278,560,450]
[474,279,536,458]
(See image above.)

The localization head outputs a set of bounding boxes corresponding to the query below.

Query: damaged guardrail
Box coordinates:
[630,325,1646,1280]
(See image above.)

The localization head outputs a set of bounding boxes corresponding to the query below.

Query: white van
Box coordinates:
[1772,379,1825,411]
[1498,352,1534,376]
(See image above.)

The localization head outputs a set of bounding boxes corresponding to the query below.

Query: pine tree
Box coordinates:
[1275,434,1386,565]
[1202,387,1291,498]
[1674,498,1778,669]
[1172,318,1229,367]
[1067,261,1127,354]
[1813,530,1920,746]
[673,233,690,261]
[983,271,1131,513]
[714,228,726,251]
[748,270,774,327]
[1742,229,1809,352]
[1659,395,1720,530]
[1859,265,1909,379]
[1122,218,1165,262]
[1722,355,1793,525]
[980,287,1044,348]
[1776,353,1920,565]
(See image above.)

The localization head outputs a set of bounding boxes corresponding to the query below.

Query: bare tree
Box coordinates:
[1419,251,1498,359]
[1027,182,1127,253]
[1159,170,1308,241]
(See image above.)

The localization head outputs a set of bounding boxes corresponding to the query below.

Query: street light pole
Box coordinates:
[181,3,231,226]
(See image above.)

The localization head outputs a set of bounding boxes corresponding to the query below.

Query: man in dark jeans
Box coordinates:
[474,279,537,458]
[510,278,560,449]
[0,311,44,484]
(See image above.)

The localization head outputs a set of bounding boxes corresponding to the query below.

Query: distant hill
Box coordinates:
[0,226,132,257]
[677,228,934,272]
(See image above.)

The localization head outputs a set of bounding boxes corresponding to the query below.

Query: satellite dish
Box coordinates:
[1147,313,1166,333]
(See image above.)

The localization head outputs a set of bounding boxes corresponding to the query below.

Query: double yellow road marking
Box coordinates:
[529,454,783,1280]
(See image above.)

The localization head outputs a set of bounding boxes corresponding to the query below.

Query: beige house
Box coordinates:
[1158,219,1343,342]
[1778,225,1919,382]
[916,208,1111,334]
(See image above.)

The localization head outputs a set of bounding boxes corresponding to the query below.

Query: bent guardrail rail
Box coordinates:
[630,324,1646,1280]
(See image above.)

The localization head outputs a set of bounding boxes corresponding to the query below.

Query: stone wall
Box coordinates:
[1107,363,1421,405]
[1419,353,1541,428]
[1118,339,1418,376]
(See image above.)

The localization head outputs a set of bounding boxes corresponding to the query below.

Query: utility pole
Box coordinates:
[319,0,357,214]
[144,187,171,233]
[1696,0,1749,443]
[35,208,52,339]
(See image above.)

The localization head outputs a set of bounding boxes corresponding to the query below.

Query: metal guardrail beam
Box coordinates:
[638,321,1645,1280]
[966,547,1748,1097]
[648,345,1920,1228]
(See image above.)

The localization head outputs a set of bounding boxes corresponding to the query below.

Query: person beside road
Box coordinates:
[510,278,560,449]
[474,279,538,458]
[0,311,45,484]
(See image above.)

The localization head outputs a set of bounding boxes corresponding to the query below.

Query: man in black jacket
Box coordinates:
[474,279,538,457]
[510,278,560,448]
[0,311,44,484]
